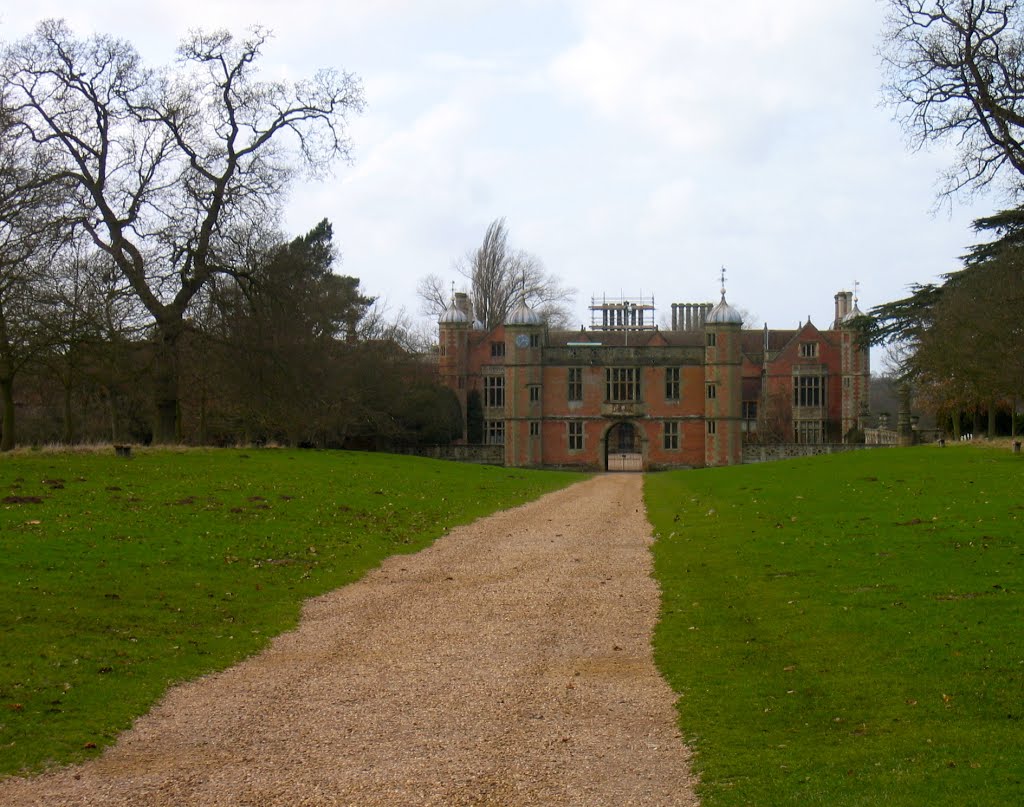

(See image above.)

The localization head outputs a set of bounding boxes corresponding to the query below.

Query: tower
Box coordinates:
[704,272,743,466]
[836,287,870,441]
[438,295,471,440]
[504,300,545,467]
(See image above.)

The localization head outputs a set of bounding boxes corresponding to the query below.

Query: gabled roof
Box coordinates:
[740,329,796,354]
[766,320,837,360]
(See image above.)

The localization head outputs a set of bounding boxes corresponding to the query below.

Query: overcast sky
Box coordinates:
[1,1,998,341]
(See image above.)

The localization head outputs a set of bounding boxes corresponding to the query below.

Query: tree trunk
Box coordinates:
[152,322,182,444]
[198,377,207,446]
[0,376,15,451]
[62,378,74,444]
[106,387,122,444]
[988,397,997,438]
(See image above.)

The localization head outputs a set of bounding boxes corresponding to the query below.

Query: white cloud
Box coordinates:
[551,0,873,151]
[1,0,1004,337]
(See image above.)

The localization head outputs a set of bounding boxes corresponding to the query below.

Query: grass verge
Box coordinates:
[0,448,580,778]
[645,445,1023,806]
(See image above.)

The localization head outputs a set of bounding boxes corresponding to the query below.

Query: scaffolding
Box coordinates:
[589,294,656,331]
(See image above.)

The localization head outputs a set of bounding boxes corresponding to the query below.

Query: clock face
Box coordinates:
[515,334,530,348]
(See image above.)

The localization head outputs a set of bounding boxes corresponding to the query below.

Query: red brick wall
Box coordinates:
[444,315,862,468]
[754,323,847,442]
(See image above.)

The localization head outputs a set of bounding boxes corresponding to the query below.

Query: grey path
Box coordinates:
[0,474,698,806]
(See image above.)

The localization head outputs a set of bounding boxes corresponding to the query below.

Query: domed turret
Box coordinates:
[439,302,469,325]
[834,289,866,328]
[506,300,543,326]
[704,268,743,469]
[706,293,743,325]
[841,303,864,324]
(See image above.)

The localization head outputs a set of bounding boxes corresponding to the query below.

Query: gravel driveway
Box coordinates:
[0,473,697,806]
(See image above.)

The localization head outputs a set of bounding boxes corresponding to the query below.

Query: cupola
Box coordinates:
[439,302,469,324]
[706,267,743,325]
[841,304,864,324]
[506,300,543,326]
[706,293,743,325]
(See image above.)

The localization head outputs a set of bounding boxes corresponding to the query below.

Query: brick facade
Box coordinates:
[439,291,869,470]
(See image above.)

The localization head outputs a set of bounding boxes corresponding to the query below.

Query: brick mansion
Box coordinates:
[437,287,870,470]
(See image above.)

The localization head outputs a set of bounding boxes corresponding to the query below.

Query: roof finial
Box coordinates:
[719,265,727,300]
[451,280,456,302]
[853,279,860,306]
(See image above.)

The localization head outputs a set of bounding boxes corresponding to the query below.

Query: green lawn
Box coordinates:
[0,448,580,777]
[645,446,1023,806]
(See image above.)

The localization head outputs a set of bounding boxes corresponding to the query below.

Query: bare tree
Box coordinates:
[1,20,364,442]
[31,238,147,444]
[419,218,575,329]
[882,0,1024,199]
[0,91,70,449]
[416,273,453,321]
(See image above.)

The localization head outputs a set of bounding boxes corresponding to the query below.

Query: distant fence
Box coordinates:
[865,428,944,446]
[865,428,898,446]
[394,444,504,465]
[742,443,882,464]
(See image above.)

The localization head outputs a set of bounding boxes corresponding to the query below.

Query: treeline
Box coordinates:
[7,220,462,448]
[1,22,459,450]
[867,213,1024,438]
[866,1,1024,434]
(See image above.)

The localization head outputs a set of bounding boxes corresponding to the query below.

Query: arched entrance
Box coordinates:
[605,421,643,472]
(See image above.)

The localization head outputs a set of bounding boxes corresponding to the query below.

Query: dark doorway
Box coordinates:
[606,421,642,471]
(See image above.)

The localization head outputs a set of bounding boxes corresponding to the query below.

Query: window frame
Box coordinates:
[741,400,758,433]
[568,420,584,451]
[665,367,681,400]
[663,420,680,450]
[567,367,583,402]
[606,367,641,403]
[485,419,505,445]
[484,375,505,408]
[794,420,824,444]
[794,375,823,407]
